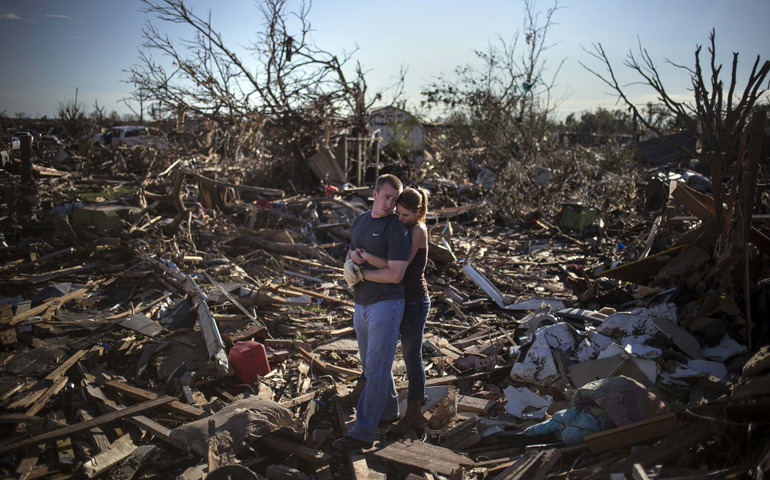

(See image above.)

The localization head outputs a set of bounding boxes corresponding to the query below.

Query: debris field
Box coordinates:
[0,115,769,480]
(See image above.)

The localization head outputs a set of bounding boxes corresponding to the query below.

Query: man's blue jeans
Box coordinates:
[347,299,404,443]
[401,294,430,402]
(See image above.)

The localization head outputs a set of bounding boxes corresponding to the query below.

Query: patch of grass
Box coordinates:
[72,185,139,202]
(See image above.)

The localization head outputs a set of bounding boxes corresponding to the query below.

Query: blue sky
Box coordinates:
[1,0,768,120]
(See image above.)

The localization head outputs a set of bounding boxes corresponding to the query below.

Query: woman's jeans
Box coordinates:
[347,299,404,443]
[401,294,430,402]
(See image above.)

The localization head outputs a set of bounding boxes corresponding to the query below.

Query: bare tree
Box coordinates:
[127,0,404,162]
[581,29,770,161]
[421,0,566,161]
[57,88,89,137]
[89,99,107,127]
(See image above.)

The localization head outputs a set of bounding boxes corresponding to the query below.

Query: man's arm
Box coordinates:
[358,249,388,269]
[361,260,408,284]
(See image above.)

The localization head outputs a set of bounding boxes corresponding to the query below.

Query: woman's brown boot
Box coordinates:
[333,379,366,408]
[389,400,425,433]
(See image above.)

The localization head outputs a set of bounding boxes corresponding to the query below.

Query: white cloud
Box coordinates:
[45,14,74,20]
[0,12,21,20]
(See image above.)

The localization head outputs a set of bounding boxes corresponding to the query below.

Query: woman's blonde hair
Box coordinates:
[398,187,429,224]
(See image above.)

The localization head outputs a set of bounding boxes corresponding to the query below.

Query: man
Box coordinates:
[332,174,411,452]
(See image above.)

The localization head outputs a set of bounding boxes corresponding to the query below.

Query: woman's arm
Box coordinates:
[359,249,389,269]
[361,260,409,284]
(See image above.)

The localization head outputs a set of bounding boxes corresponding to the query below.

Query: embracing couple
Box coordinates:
[333,174,431,452]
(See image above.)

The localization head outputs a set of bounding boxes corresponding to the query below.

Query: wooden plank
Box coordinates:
[15,444,43,480]
[280,390,317,409]
[82,433,138,478]
[25,263,98,284]
[622,421,713,471]
[532,448,561,480]
[25,376,68,416]
[374,439,474,477]
[0,396,174,454]
[45,349,88,382]
[584,413,678,453]
[77,409,111,453]
[457,395,495,414]
[0,413,41,424]
[135,342,158,378]
[425,371,490,387]
[330,327,355,337]
[104,380,205,419]
[11,288,89,324]
[275,286,353,306]
[51,411,75,466]
[632,464,651,480]
[493,451,542,480]
[99,401,186,451]
[259,435,331,465]
[110,444,156,480]
[297,347,361,379]
[1,327,16,345]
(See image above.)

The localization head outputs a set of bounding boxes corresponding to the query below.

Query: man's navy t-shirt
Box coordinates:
[350,211,411,305]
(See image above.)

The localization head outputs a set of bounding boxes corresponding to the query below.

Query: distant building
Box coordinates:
[368,106,425,152]
[635,130,697,166]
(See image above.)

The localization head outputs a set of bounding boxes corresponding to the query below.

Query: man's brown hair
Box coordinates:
[375,174,403,192]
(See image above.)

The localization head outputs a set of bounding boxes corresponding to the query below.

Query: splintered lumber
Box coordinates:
[15,444,43,480]
[297,346,361,379]
[494,450,543,480]
[425,371,489,387]
[457,395,496,414]
[82,434,138,478]
[244,236,342,268]
[276,285,353,306]
[181,168,284,197]
[0,413,41,424]
[259,435,331,465]
[45,349,88,382]
[51,411,75,465]
[26,263,98,284]
[77,409,111,453]
[104,380,205,419]
[11,287,90,324]
[99,401,186,451]
[440,416,482,450]
[0,396,174,454]
[135,342,158,378]
[25,376,68,416]
[110,444,156,480]
[621,421,713,471]
[280,390,317,409]
[584,413,678,453]
[6,379,49,410]
[373,439,474,477]
[266,464,312,480]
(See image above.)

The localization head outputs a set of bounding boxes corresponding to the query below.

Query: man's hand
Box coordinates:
[351,249,366,266]
[343,259,364,288]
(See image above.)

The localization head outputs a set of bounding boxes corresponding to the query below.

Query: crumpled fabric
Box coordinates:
[520,375,669,446]
[573,375,669,427]
[522,408,603,446]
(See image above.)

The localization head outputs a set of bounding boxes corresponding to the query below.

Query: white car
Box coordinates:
[94,126,168,149]
[2,136,20,150]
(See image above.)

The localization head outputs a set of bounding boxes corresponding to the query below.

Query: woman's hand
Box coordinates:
[351,249,366,265]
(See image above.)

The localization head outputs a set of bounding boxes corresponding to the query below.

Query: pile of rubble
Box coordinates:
[0,120,768,480]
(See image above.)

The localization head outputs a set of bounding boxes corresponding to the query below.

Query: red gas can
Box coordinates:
[229,340,271,384]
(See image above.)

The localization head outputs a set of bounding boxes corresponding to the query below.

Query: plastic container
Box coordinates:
[229,340,271,384]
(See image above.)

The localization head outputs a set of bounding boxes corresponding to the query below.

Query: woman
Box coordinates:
[355,187,431,432]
